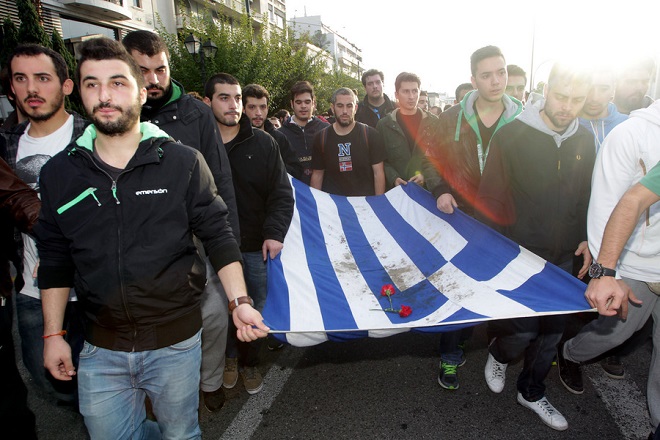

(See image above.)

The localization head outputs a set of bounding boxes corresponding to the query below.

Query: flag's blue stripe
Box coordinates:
[333,197,447,324]
[327,331,370,342]
[497,263,588,312]
[404,183,524,281]
[366,194,447,276]
[295,183,359,331]
[264,255,291,331]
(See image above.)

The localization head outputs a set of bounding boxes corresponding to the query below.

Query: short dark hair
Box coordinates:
[395,72,421,92]
[507,64,527,82]
[8,44,69,85]
[242,83,270,106]
[470,45,505,76]
[547,62,592,91]
[204,73,240,99]
[455,83,473,99]
[331,87,356,104]
[361,69,384,86]
[275,109,290,119]
[122,30,169,58]
[290,81,315,101]
[419,90,428,97]
[76,37,145,89]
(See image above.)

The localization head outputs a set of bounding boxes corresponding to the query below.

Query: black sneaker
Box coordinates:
[557,343,583,394]
[600,356,625,379]
[203,387,226,413]
[438,361,459,390]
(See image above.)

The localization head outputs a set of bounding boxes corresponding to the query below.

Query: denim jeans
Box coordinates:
[15,293,84,403]
[226,251,267,367]
[488,259,572,402]
[78,330,202,440]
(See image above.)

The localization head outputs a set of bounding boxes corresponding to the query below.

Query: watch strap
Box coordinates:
[228,296,254,313]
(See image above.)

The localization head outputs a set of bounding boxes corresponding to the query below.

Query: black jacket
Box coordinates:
[279,116,330,185]
[35,123,241,352]
[140,79,240,242]
[263,118,304,180]
[477,118,595,265]
[227,115,293,253]
[355,93,396,128]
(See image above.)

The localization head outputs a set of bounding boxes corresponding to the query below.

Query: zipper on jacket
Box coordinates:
[57,187,101,214]
[77,148,138,349]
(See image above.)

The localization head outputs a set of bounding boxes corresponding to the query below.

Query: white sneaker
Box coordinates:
[484,352,507,393]
[517,393,568,431]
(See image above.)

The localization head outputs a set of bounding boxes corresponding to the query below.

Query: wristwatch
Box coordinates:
[588,262,616,279]
[228,296,254,313]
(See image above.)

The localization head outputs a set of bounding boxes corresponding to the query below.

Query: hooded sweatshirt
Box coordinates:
[587,100,660,281]
[578,102,628,153]
[477,96,595,264]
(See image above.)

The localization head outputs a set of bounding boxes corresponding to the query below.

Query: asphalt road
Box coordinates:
[20,319,653,440]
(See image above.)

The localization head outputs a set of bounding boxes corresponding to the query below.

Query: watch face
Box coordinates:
[589,263,603,279]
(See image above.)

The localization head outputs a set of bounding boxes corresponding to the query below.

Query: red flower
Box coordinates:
[381,284,395,297]
[399,305,412,317]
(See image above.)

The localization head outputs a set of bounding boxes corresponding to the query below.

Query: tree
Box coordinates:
[0,18,19,69]
[159,9,361,115]
[16,0,51,48]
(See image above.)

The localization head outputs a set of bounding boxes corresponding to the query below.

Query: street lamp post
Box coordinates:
[184,33,218,83]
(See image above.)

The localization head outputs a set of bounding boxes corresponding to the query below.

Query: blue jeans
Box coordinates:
[15,293,84,403]
[488,260,572,401]
[78,330,202,440]
[226,251,267,366]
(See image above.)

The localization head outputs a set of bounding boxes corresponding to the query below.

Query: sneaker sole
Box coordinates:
[558,374,584,395]
[516,394,568,431]
[223,377,238,389]
[437,376,459,390]
[245,383,264,395]
[602,370,625,380]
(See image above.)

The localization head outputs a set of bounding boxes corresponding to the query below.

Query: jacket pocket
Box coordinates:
[57,187,101,214]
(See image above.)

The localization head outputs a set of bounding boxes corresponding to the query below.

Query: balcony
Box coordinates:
[62,0,132,21]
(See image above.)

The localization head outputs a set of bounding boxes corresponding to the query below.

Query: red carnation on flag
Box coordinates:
[372,284,412,318]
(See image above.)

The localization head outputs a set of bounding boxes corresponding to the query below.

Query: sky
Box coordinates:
[284,0,659,98]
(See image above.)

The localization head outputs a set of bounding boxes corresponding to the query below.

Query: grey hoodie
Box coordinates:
[517,93,579,147]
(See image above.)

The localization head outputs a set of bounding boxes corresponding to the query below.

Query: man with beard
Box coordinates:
[36,38,267,439]
[477,62,594,431]
[614,57,656,115]
[0,44,87,406]
[204,73,293,395]
[310,88,386,196]
[355,69,396,128]
[122,30,238,412]
[241,83,303,179]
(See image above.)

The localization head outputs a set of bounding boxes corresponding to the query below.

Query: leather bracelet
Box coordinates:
[228,296,254,313]
[43,330,67,339]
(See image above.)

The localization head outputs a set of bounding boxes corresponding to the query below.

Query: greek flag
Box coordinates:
[264,178,592,347]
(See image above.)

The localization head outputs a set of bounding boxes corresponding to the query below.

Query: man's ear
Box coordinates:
[62,78,75,97]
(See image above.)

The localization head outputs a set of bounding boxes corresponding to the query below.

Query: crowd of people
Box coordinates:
[0,30,658,439]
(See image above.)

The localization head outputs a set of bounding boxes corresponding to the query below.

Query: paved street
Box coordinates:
[21,320,653,439]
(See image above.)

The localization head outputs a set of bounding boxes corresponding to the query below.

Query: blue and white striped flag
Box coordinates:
[264,177,592,347]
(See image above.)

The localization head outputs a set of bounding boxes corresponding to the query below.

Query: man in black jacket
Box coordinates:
[122,30,238,412]
[477,62,594,432]
[205,73,293,395]
[241,83,304,180]
[37,37,267,439]
[355,68,396,128]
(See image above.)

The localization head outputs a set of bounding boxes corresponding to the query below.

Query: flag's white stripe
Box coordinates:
[310,190,395,329]
[285,332,328,347]
[484,246,546,290]
[281,195,327,338]
[385,187,468,261]
[427,262,535,315]
[346,197,426,291]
